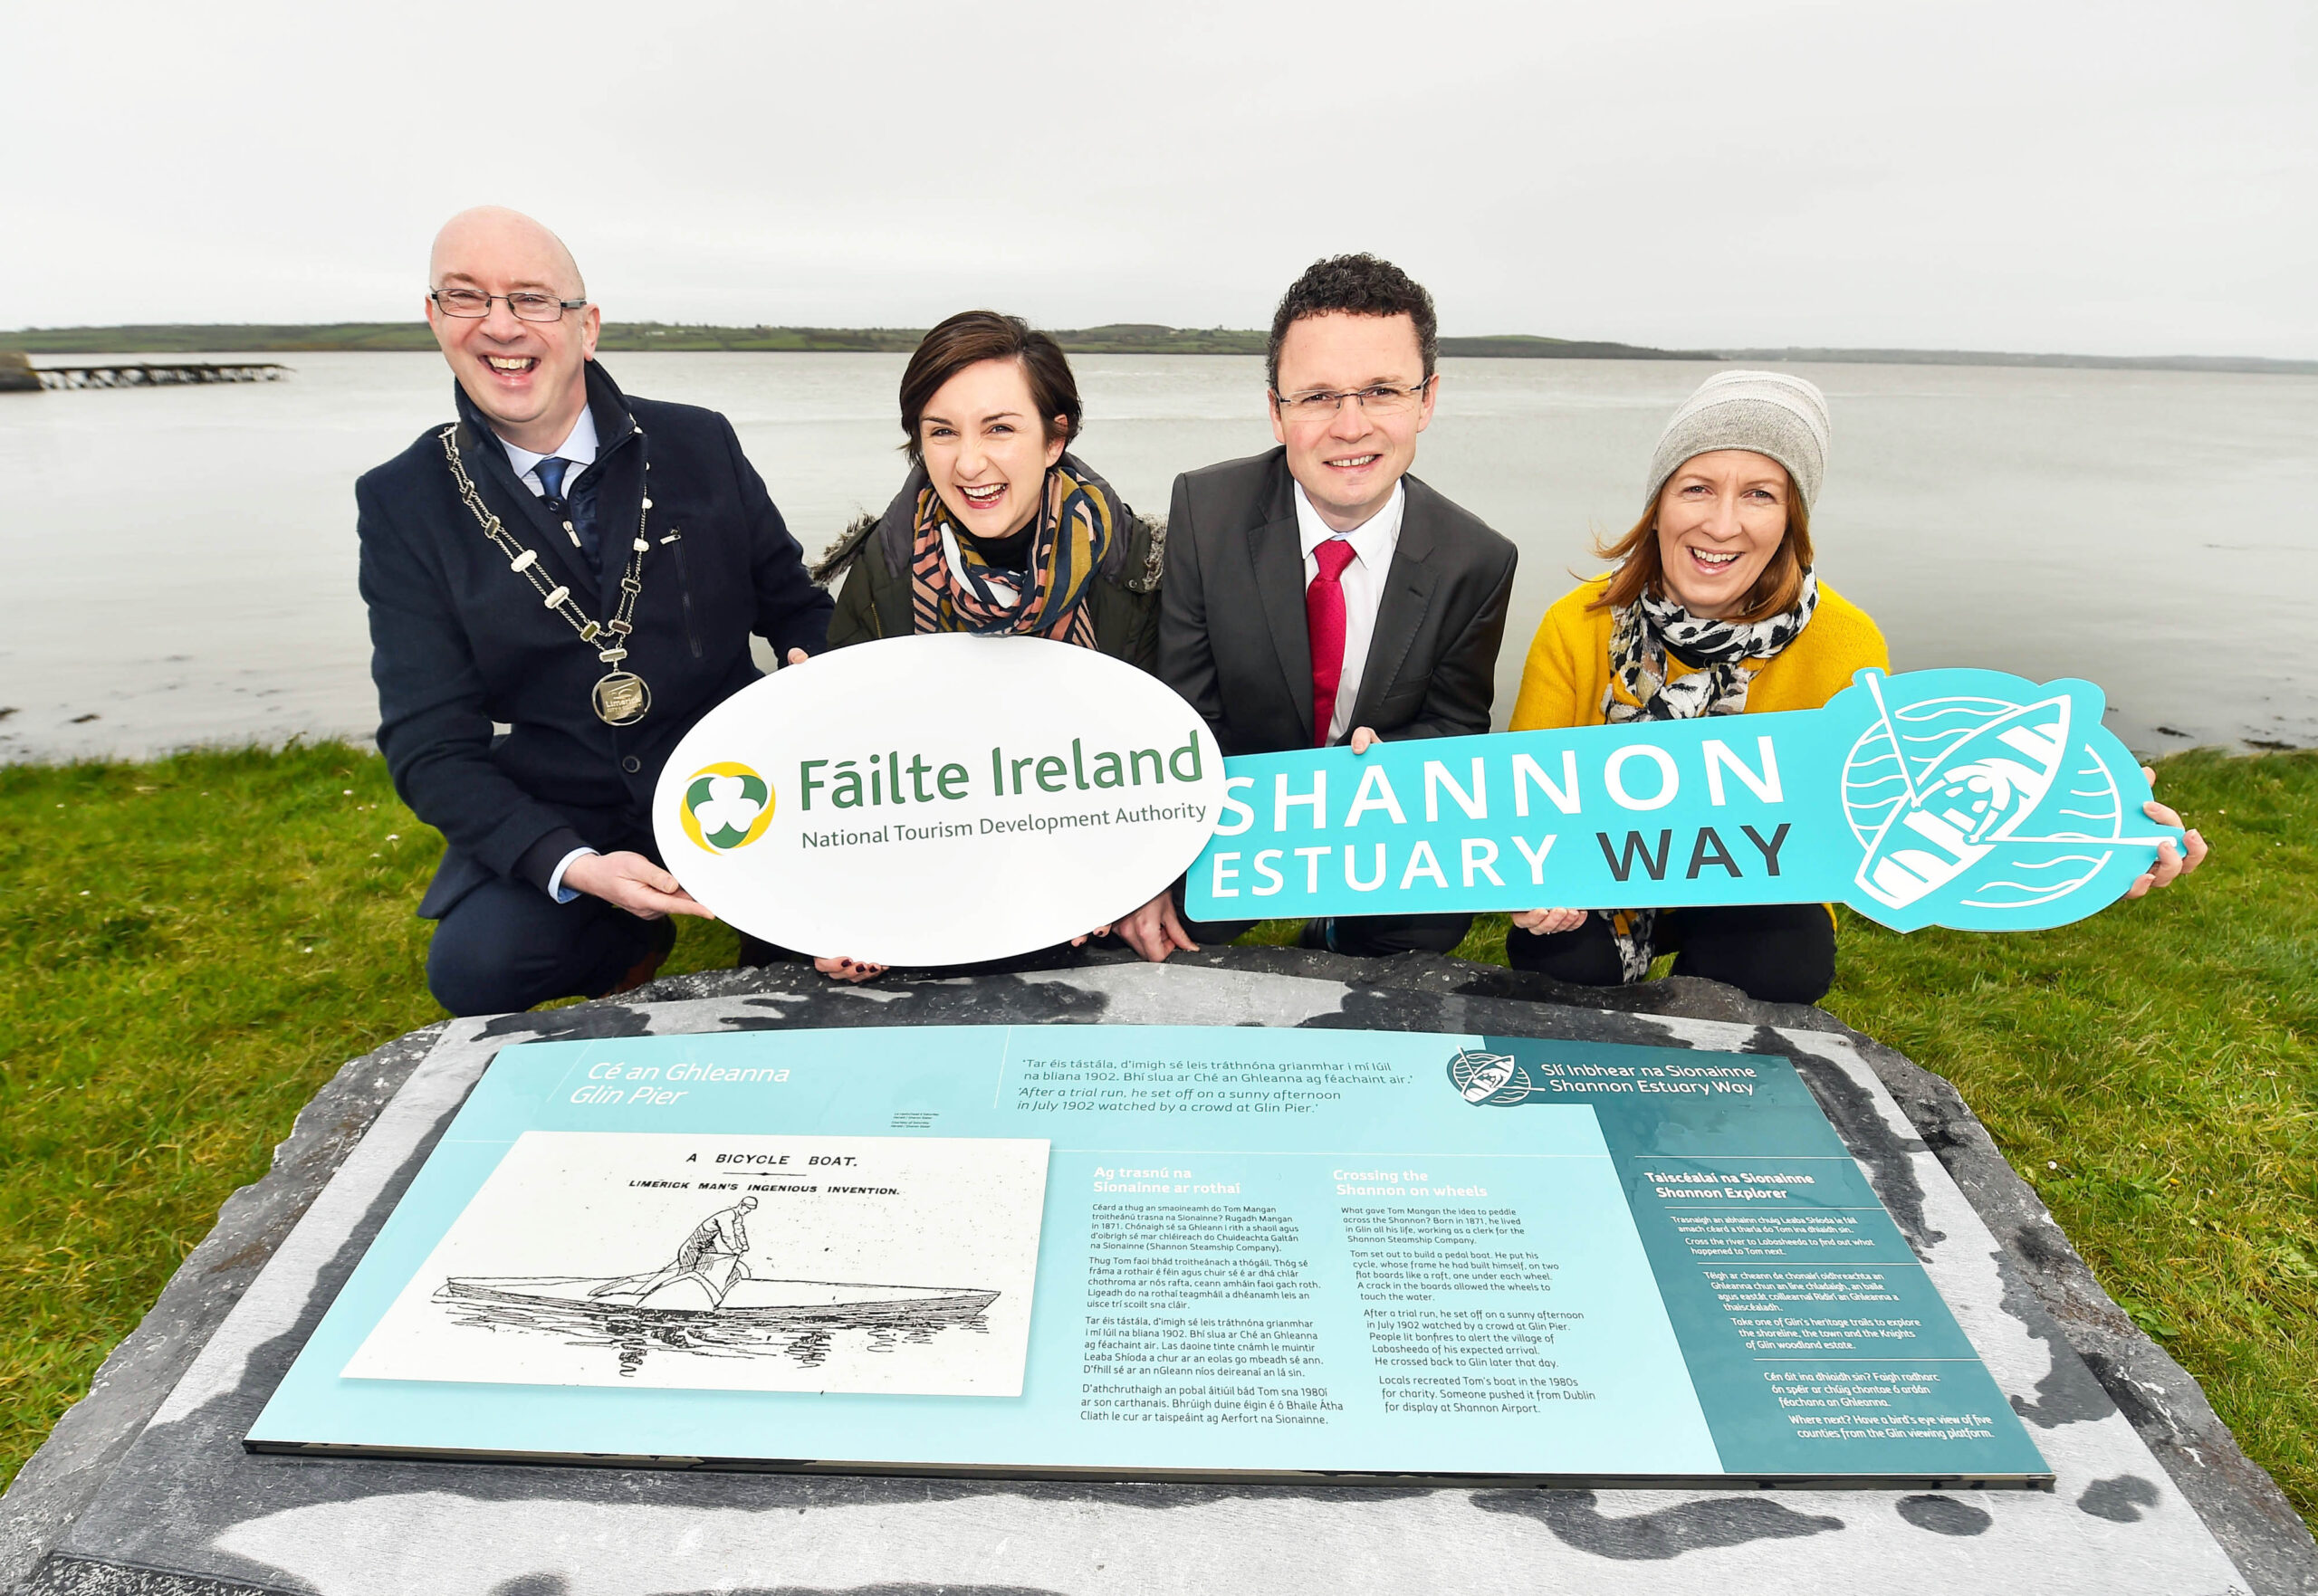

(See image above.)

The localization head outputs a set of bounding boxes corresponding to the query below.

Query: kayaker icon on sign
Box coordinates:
[1448,1049,1534,1106]
[1832,669,2171,932]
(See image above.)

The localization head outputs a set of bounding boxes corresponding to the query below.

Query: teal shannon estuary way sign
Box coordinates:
[1189,668,2183,931]
[247,1025,2049,1484]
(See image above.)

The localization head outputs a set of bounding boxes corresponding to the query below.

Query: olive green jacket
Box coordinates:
[823,456,1164,672]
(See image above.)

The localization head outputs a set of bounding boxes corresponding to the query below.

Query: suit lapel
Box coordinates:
[1346,477,1442,730]
[1248,472,1315,744]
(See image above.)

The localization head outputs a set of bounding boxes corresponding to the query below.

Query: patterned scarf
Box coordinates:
[906,464,1117,648]
[1595,569,1820,980]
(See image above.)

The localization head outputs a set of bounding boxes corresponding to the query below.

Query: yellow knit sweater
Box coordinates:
[1509,576,1891,731]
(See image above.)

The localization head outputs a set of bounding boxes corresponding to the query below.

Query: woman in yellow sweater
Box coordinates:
[1505,369,2205,1003]
[1505,373,1863,1001]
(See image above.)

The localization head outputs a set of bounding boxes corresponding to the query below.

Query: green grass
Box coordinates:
[1,745,2312,1523]
[0,743,743,1485]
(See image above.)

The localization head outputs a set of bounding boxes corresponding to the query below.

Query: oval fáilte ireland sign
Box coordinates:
[655,633,1224,966]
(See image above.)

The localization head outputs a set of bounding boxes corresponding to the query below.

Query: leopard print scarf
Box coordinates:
[1595,569,1819,979]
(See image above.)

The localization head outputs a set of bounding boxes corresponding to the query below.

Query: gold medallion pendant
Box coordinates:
[592,671,652,726]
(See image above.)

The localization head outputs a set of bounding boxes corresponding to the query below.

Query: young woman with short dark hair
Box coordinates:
[827,310,1160,661]
[814,311,1165,980]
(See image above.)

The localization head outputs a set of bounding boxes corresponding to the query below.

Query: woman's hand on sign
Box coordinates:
[2126,768,2209,899]
[813,955,887,982]
[1070,923,1114,947]
[1116,890,1200,963]
[1511,908,1588,936]
[1349,726,1383,754]
[784,647,809,666]
[565,852,717,921]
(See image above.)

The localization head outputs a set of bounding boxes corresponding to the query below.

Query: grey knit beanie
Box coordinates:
[1643,369,1831,511]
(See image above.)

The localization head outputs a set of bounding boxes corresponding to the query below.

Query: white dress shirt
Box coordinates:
[496,407,606,902]
[1292,479,1405,743]
[499,405,601,499]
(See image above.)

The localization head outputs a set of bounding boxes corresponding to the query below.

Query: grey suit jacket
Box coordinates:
[1159,448,1518,757]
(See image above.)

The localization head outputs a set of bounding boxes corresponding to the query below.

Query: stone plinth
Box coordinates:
[4,951,2311,1595]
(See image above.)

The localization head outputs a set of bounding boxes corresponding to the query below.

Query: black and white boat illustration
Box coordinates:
[430,1195,999,1374]
[441,1268,1000,1324]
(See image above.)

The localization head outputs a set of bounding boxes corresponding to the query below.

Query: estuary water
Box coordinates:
[3,351,2313,762]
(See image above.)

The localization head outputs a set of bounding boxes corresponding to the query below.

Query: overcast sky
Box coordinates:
[5,0,2312,356]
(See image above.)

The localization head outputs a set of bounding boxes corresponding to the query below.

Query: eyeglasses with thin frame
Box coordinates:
[1270,376,1434,423]
[429,287,589,322]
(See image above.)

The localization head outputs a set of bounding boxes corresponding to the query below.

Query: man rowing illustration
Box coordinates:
[589,1196,758,1302]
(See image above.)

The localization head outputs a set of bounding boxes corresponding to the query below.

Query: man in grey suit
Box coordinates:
[1116,254,1518,961]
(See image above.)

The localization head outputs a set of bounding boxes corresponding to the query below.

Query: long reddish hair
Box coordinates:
[1588,468,1814,623]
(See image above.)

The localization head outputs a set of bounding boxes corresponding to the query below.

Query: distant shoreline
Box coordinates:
[4,321,2312,377]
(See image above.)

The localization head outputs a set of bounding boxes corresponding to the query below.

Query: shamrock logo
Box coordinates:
[679,762,775,853]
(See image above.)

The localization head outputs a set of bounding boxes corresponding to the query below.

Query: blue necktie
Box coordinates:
[533,456,599,566]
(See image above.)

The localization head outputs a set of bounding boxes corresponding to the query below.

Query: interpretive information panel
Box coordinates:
[248,1025,2050,1484]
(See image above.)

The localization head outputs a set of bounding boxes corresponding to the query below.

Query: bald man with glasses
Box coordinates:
[358,206,831,1016]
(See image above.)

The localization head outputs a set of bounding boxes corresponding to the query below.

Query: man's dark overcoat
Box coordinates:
[357,359,831,917]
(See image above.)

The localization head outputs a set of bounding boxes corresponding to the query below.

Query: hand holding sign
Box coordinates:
[1113,890,1201,964]
[561,853,714,922]
[1510,908,1588,936]
[2125,770,2208,898]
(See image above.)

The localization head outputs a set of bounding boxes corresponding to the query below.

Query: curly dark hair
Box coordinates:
[1266,253,1439,391]
[898,311,1082,466]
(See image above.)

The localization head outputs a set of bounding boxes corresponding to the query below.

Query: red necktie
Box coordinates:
[1306,538,1357,747]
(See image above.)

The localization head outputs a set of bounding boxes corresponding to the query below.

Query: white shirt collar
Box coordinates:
[1293,478,1404,569]
[499,404,601,487]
